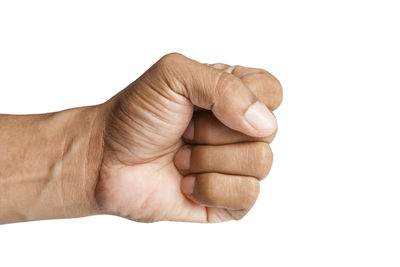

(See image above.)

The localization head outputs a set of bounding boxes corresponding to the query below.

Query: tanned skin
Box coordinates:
[0,53,282,224]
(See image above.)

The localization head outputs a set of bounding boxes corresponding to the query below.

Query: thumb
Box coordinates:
[145,53,277,138]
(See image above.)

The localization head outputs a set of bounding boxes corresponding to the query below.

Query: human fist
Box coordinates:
[96,53,282,222]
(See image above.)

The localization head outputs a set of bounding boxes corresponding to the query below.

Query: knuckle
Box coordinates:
[192,146,208,169]
[271,85,283,110]
[150,53,187,93]
[159,52,183,64]
[195,174,260,214]
[251,142,273,179]
[266,71,282,90]
[195,173,219,205]
[264,72,283,110]
[243,69,283,110]
[155,52,184,73]
[210,63,230,70]
[229,210,249,221]
[236,178,260,210]
[214,71,243,101]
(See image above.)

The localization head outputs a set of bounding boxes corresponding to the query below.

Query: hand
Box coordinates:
[96,53,282,222]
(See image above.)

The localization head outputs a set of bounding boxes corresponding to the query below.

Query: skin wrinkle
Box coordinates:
[150,81,191,112]
[86,109,104,209]
[186,111,276,146]
[107,109,140,151]
[117,98,147,133]
[105,135,132,164]
[181,143,271,180]
[137,77,190,116]
[122,113,171,149]
[203,70,222,111]
[94,165,113,213]
[130,91,176,133]
[213,72,235,110]
[170,192,201,222]
[133,186,157,221]
[107,92,185,164]
[153,55,187,99]
[209,207,230,223]
[140,86,190,132]
[108,130,181,166]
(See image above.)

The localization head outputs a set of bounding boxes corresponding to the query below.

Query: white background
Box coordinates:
[0,0,399,266]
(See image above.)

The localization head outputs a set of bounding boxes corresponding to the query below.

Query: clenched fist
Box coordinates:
[0,53,282,224]
[97,53,282,222]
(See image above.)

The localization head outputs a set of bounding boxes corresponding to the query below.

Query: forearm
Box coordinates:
[0,106,104,224]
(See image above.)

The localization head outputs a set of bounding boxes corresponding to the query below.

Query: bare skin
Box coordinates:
[0,53,282,224]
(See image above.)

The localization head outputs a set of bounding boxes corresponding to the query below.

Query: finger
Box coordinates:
[181,173,260,212]
[182,111,277,145]
[146,53,277,138]
[174,142,273,180]
[208,64,283,111]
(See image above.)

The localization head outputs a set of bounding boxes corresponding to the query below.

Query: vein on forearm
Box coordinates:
[0,106,103,224]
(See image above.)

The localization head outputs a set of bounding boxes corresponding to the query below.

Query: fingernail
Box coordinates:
[174,146,191,170]
[183,120,194,140]
[182,175,196,195]
[244,101,277,136]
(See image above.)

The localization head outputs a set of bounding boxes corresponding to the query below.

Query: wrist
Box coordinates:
[65,104,106,218]
[0,105,106,223]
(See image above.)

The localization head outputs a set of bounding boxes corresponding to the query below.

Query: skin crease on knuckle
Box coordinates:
[192,173,260,211]
[233,67,283,111]
[209,63,283,111]
[184,142,273,180]
[152,52,189,95]
[184,111,277,145]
